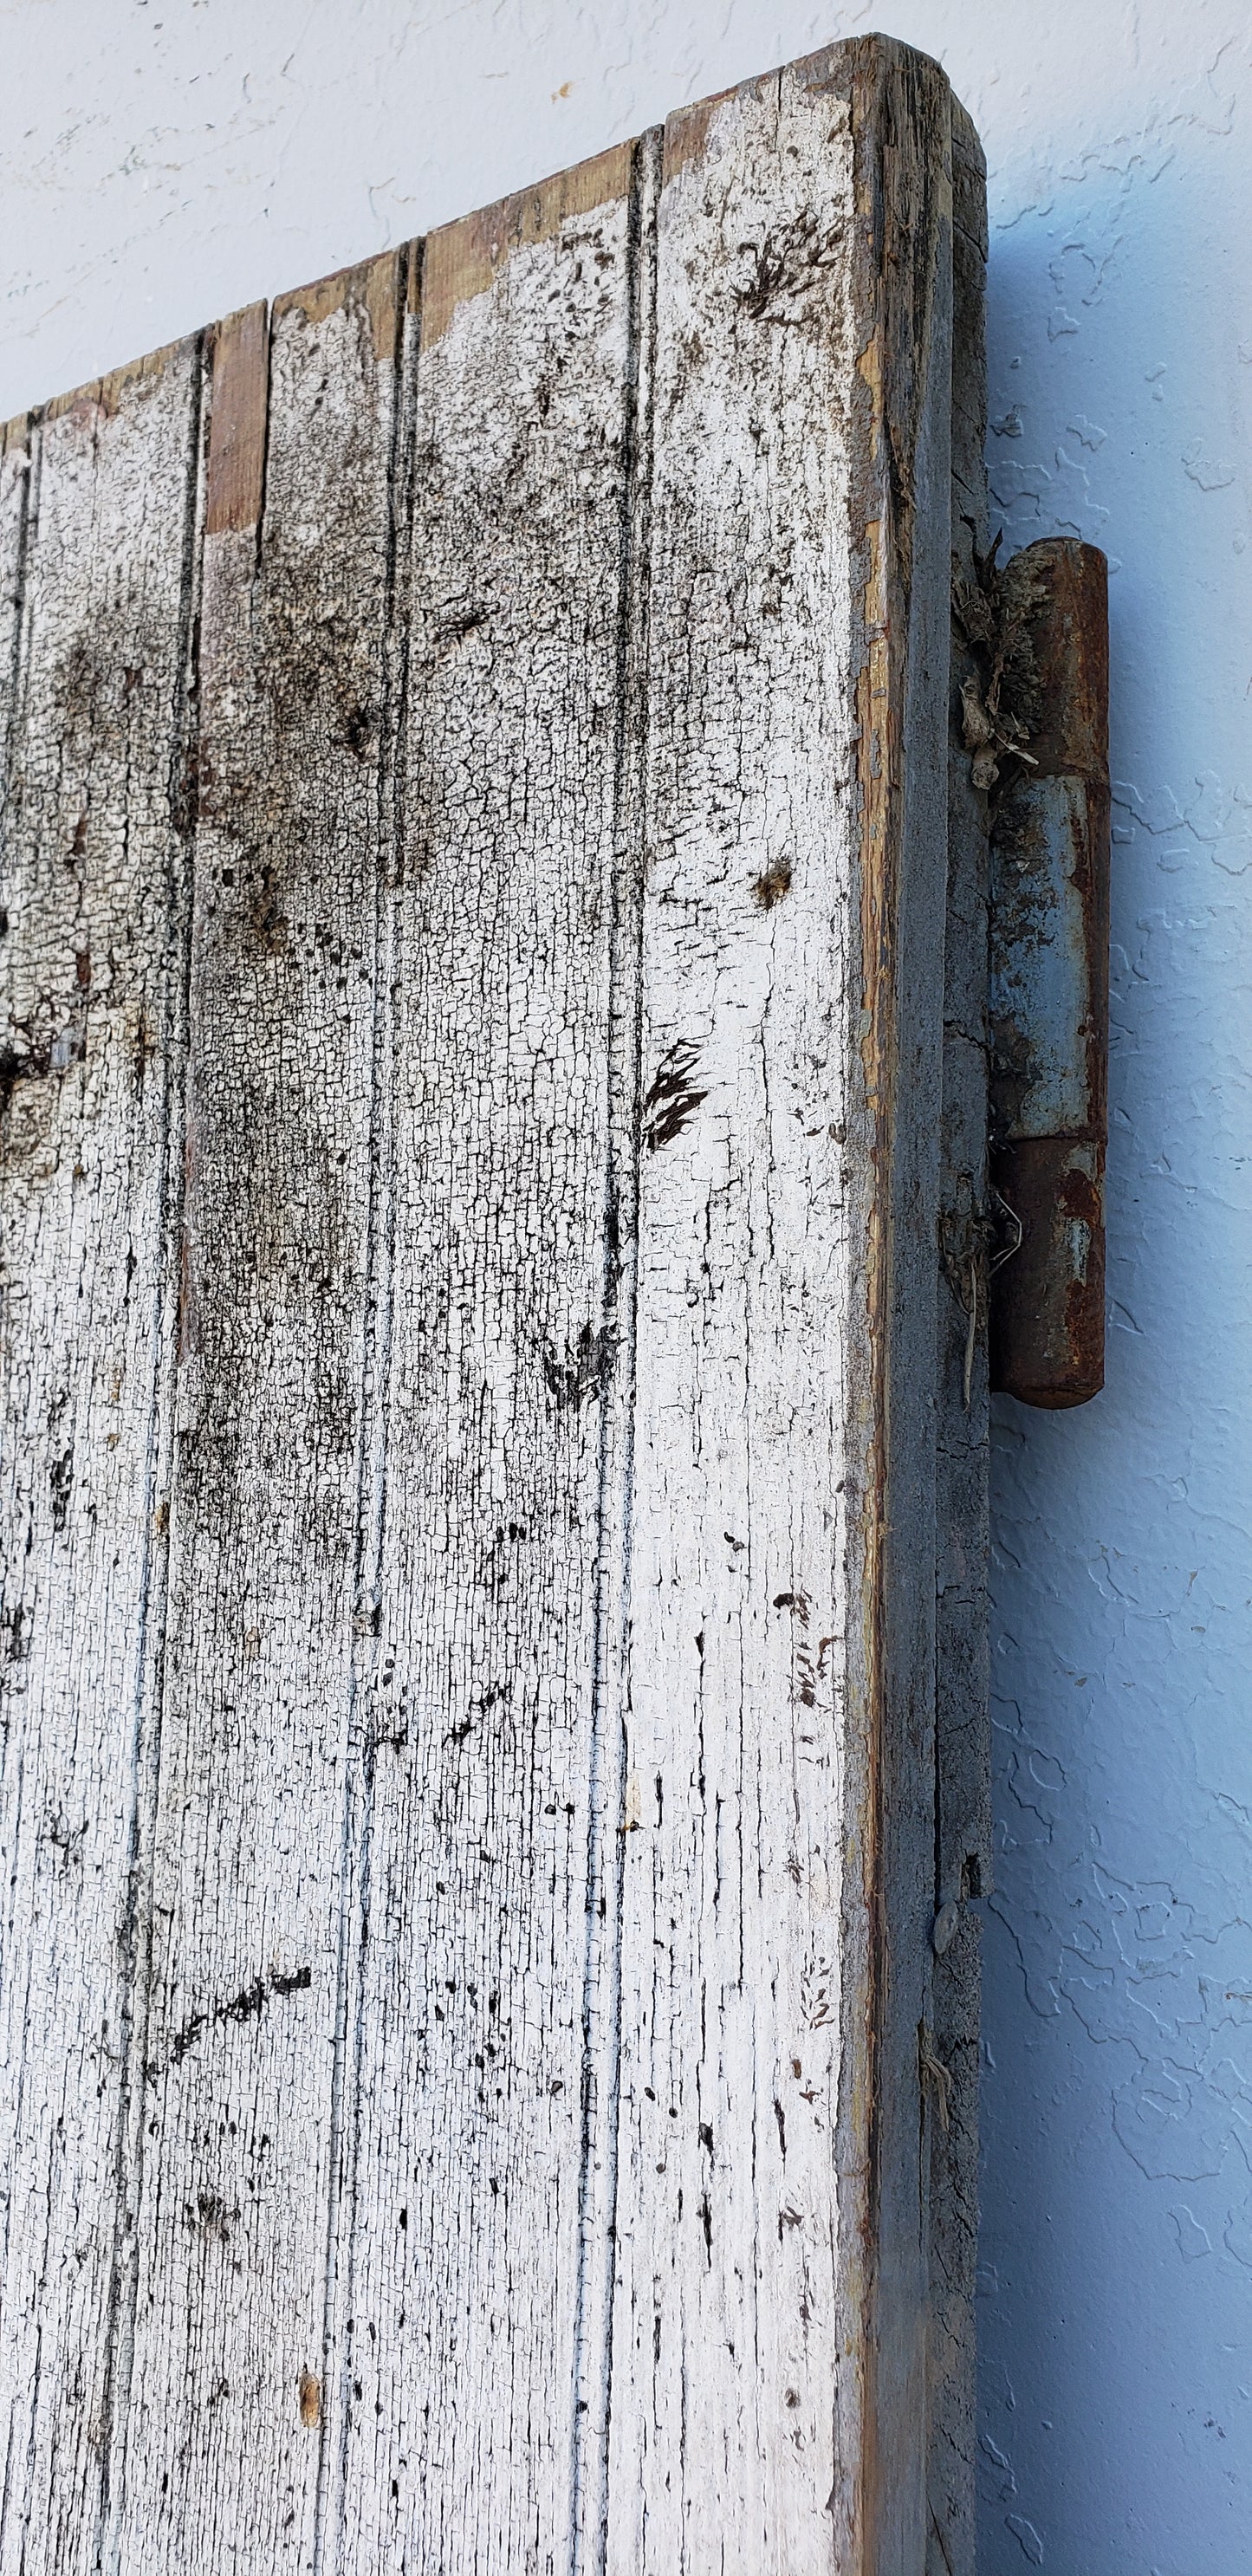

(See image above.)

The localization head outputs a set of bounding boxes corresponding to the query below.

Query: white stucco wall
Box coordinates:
[3,3,1249,2566]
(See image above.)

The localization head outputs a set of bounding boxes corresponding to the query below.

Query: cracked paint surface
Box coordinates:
[2,39,967,2572]
[3,2,1251,2569]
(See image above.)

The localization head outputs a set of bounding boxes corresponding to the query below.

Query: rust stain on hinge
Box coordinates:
[959,537,1110,1407]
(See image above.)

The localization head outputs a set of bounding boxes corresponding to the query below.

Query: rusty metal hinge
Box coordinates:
[957,537,1110,1409]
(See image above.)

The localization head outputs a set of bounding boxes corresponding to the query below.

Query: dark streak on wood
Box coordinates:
[928,91,991,2576]
[837,33,957,2573]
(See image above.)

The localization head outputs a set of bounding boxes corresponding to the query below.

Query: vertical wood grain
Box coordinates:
[606,59,866,2573]
[604,44,955,2573]
[329,144,645,2576]
[845,42,954,2576]
[0,342,201,2575]
[927,97,991,2576]
[117,258,405,2570]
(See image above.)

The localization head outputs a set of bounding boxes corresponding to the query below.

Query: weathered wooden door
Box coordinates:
[0,38,989,2575]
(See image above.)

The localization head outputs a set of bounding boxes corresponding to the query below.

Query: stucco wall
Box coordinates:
[4,4,1250,2567]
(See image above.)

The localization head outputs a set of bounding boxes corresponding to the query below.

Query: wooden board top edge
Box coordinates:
[272,245,407,363]
[418,137,638,347]
[662,35,955,184]
[1,329,202,448]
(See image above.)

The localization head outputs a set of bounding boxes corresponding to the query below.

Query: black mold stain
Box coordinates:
[542,1320,613,1408]
[643,1041,707,1152]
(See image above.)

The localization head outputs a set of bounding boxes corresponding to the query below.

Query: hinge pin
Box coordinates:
[984,539,1110,1407]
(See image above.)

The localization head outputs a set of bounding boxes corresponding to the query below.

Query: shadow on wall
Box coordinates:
[977,55,1252,2576]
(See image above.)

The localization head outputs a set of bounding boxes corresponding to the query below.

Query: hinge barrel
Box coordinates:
[987,539,1110,1407]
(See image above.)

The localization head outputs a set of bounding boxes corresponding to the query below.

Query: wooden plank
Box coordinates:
[606,66,866,2566]
[115,256,408,2568]
[599,42,955,2572]
[847,45,958,2576]
[328,143,646,2573]
[929,97,991,2576]
[0,342,201,2574]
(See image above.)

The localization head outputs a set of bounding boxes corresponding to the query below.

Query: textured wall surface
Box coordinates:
[3,3,1250,2569]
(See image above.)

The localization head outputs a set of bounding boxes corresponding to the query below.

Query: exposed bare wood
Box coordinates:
[420,140,636,347]
[844,42,956,2573]
[204,302,269,536]
[929,92,991,2576]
